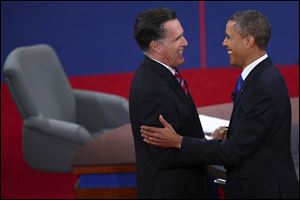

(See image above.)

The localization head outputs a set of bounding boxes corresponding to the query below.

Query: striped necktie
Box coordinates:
[175,68,188,95]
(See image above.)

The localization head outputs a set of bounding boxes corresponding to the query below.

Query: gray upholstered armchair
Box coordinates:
[3,44,129,172]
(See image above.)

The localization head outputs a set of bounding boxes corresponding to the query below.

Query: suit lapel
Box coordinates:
[169,79,191,104]
[143,56,203,134]
[144,56,193,108]
[233,57,272,110]
[170,75,201,127]
[168,73,199,117]
[229,58,273,135]
[233,82,247,109]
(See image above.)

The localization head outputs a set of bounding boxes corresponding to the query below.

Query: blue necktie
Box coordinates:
[233,75,244,102]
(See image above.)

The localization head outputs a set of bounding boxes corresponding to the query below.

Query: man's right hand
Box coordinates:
[211,126,228,140]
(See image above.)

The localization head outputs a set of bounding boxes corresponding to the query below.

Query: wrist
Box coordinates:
[176,135,183,149]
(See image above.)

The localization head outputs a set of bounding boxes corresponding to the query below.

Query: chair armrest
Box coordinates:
[73,89,129,132]
[24,117,92,145]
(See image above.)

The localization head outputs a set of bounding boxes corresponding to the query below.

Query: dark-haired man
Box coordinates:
[129,8,212,198]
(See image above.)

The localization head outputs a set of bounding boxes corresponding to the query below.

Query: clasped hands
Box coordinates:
[140,115,227,149]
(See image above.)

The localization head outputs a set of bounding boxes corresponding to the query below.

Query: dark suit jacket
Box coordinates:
[178,57,299,198]
[129,56,208,199]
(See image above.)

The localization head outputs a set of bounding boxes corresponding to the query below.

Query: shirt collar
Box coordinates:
[241,53,268,80]
[145,55,176,76]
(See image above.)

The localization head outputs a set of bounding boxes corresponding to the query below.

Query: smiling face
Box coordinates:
[222,20,249,68]
[157,19,188,68]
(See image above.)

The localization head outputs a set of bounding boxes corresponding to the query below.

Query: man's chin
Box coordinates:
[230,63,241,68]
[178,58,185,66]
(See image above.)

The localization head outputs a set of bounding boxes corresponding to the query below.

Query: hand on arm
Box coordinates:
[140,115,183,149]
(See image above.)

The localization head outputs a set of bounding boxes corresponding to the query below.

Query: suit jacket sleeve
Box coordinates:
[177,85,275,167]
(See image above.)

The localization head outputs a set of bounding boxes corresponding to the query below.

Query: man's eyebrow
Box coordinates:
[175,33,183,41]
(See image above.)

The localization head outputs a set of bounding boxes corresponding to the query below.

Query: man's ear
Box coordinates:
[149,40,162,54]
[245,35,255,49]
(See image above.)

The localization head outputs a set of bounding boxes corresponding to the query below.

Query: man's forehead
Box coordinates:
[164,20,183,35]
[226,20,237,28]
[226,20,241,33]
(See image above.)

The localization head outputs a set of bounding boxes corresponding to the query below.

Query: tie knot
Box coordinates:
[175,68,183,79]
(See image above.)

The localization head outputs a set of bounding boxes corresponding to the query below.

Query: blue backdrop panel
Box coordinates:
[1,1,298,81]
[1,1,200,80]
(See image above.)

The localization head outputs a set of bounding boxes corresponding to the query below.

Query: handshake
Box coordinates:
[209,126,228,140]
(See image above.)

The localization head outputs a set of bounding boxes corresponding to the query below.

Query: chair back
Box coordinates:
[3,44,76,122]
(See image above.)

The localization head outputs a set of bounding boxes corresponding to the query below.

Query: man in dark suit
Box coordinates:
[140,10,299,198]
[129,8,211,198]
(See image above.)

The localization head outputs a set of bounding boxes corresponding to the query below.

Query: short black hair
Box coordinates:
[134,8,177,51]
[230,10,271,50]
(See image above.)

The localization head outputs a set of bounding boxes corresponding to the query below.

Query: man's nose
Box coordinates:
[182,36,188,46]
[222,38,227,47]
